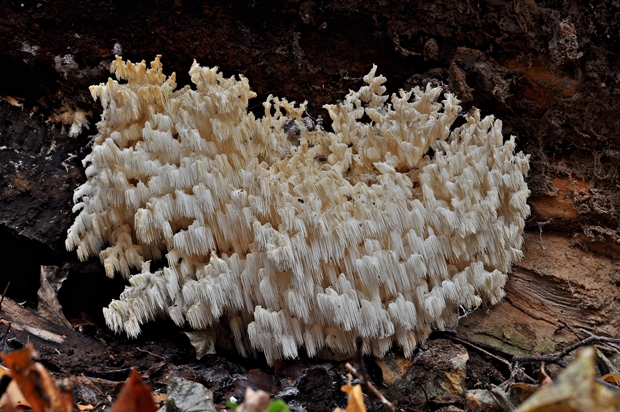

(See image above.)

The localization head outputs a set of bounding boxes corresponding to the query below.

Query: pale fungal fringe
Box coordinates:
[66,56,530,365]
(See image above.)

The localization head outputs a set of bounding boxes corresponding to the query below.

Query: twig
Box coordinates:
[507,360,521,384]
[0,323,12,352]
[440,333,512,369]
[419,386,430,412]
[558,320,582,341]
[83,376,123,386]
[576,328,620,353]
[513,327,620,368]
[445,324,620,373]
[137,346,167,362]
[537,222,546,250]
[95,367,134,380]
[511,354,568,368]
[354,337,376,412]
[440,333,539,383]
[0,282,10,313]
[507,360,538,385]
[345,363,395,412]
[558,329,620,358]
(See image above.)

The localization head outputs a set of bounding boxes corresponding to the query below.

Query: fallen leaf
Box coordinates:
[0,382,31,412]
[538,362,553,387]
[77,404,95,411]
[37,266,72,328]
[0,366,31,412]
[58,379,73,411]
[515,347,620,412]
[334,384,366,412]
[540,375,553,387]
[2,344,72,412]
[110,368,157,412]
[142,361,166,380]
[510,383,539,402]
[184,330,216,360]
[601,373,620,387]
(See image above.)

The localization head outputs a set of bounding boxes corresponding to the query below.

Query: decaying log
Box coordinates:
[0,297,108,374]
[458,231,620,355]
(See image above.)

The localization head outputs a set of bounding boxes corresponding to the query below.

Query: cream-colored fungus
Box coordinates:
[67,56,530,365]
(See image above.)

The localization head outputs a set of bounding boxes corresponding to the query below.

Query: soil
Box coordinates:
[0,1,619,411]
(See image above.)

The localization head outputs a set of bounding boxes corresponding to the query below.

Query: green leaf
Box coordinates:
[266,399,291,412]
[226,400,239,411]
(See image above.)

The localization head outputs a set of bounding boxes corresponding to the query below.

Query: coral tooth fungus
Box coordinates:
[67,56,529,365]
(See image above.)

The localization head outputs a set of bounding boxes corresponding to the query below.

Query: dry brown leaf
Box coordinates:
[2,344,73,412]
[3,96,23,109]
[333,384,366,412]
[538,362,553,387]
[0,365,10,380]
[0,388,30,412]
[540,375,553,387]
[184,330,216,360]
[0,366,31,412]
[37,266,72,328]
[601,373,620,387]
[515,347,620,412]
[110,368,157,412]
[510,383,539,402]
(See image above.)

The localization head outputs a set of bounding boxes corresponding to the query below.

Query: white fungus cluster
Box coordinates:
[66,56,530,365]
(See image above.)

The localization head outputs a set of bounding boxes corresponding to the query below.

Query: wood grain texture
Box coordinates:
[457,231,620,354]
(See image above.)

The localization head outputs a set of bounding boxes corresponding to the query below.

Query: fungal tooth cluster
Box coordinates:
[66,56,530,365]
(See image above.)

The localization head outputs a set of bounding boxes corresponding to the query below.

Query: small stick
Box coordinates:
[558,330,620,358]
[137,346,167,362]
[575,328,620,353]
[512,354,568,368]
[507,361,520,384]
[558,320,582,341]
[537,222,546,250]
[440,333,512,369]
[513,328,620,367]
[345,363,395,412]
[355,337,376,412]
[440,333,535,383]
[0,323,12,352]
[0,282,10,313]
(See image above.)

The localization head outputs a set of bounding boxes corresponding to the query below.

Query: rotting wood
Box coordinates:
[0,297,107,373]
[458,231,620,356]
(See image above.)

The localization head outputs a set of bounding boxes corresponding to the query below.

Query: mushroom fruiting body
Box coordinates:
[66,56,530,365]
